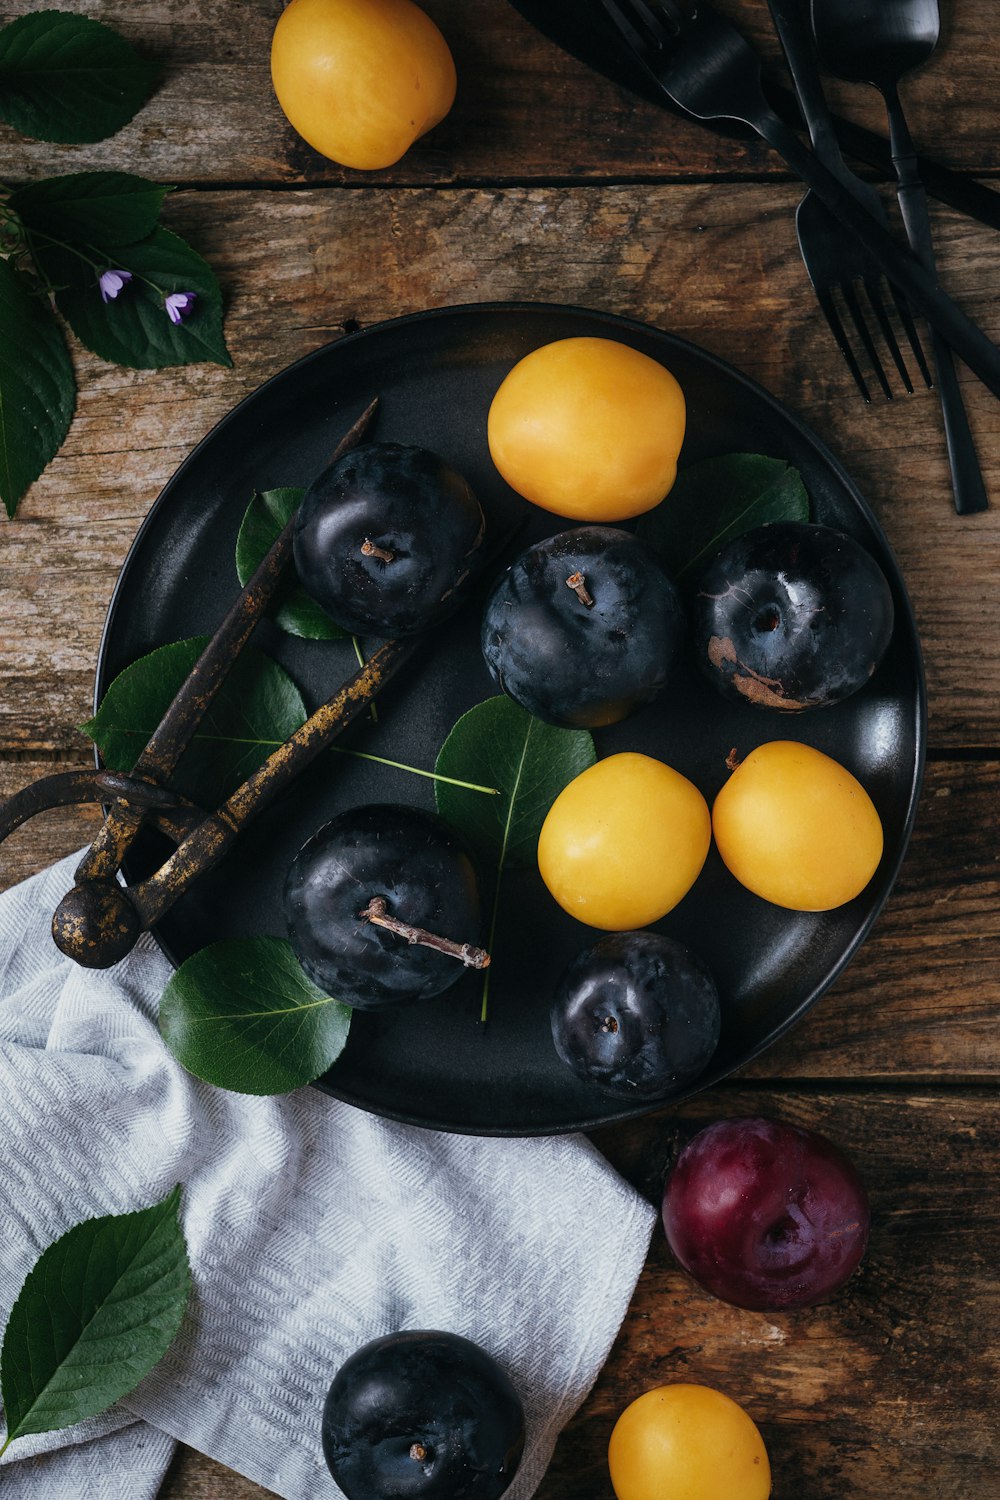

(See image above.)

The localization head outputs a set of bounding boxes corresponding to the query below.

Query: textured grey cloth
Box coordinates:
[0,854,657,1499]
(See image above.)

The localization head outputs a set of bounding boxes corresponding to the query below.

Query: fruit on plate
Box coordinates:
[608,1383,771,1500]
[712,740,883,910]
[270,0,456,171]
[481,526,685,728]
[662,1116,870,1310]
[284,804,487,1008]
[693,520,895,711]
[322,1329,525,1500]
[293,442,485,636]
[550,932,720,1098]
[487,337,686,521]
[538,753,711,929]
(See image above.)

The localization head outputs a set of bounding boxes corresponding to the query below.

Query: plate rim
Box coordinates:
[94,298,928,1135]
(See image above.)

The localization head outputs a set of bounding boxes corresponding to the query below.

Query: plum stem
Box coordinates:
[725,746,743,772]
[409,1444,428,1463]
[360,897,491,969]
[565,571,595,608]
[361,538,395,563]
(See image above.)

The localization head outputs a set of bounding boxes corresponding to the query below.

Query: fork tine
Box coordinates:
[840,280,893,401]
[862,277,914,394]
[813,282,872,404]
[886,284,934,388]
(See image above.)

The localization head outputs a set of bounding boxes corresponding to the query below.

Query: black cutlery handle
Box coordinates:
[767,0,840,166]
[754,109,1000,402]
[884,88,988,515]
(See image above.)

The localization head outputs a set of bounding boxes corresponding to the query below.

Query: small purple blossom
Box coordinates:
[99,269,133,303]
[164,291,197,325]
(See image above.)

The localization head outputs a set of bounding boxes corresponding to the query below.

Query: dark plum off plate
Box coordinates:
[97,303,925,1136]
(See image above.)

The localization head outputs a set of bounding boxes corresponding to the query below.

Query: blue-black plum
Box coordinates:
[481,526,685,729]
[294,442,485,636]
[693,520,894,711]
[322,1330,525,1500]
[550,931,720,1099]
[284,805,485,1009]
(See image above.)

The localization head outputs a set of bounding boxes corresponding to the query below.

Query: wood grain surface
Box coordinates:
[2,0,999,1496]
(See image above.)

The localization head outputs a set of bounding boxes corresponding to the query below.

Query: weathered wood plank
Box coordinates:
[156,1090,1000,1500]
[1,0,999,184]
[2,185,999,751]
[1,758,998,1081]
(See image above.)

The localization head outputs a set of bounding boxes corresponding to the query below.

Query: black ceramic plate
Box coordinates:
[97,302,925,1136]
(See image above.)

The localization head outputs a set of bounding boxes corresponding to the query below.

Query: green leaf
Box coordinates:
[435,696,596,870]
[0,257,75,519]
[435,697,596,1022]
[10,171,170,248]
[159,938,352,1095]
[635,453,811,588]
[0,10,160,144]
[236,488,346,640]
[81,636,307,808]
[37,225,231,370]
[0,1187,189,1454]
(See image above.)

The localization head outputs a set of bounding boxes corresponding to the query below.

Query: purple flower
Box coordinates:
[164,291,197,325]
[99,269,133,303]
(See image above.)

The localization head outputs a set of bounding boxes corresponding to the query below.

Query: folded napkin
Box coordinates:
[0,853,657,1500]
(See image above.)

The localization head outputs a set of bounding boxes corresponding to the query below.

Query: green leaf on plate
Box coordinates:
[435,697,595,1022]
[0,10,161,143]
[10,171,171,248]
[0,257,76,519]
[0,1187,190,1456]
[159,937,352,1095]
[37,225,231,370]
[235,487,346,640]
[636,452,810,588]
[81,635,307,808]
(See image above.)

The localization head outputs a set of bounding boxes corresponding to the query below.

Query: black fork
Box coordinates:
[595,0,1000,404]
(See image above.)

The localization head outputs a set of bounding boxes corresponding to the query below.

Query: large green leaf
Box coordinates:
[435,697,596,1021]
[636,452,811,588]
[0,1188,189,1455]
[159,938,352,1095]
[235,487,346,640]
[0,10,160,143]
[435,696,596,870]
[10,172,170,248]
[81,635,307,808]
[39,226,231,370]
[0,257,75,519]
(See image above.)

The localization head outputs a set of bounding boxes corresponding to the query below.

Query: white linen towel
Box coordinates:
[0,853,657,1500]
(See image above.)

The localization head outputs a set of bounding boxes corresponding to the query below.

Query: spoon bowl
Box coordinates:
[810,0,941,88]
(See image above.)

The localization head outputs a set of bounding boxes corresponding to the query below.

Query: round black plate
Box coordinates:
[97,302,925,1136]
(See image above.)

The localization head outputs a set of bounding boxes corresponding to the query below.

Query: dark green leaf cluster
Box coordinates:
[0,15,229,518]
[0,1189,190,1458]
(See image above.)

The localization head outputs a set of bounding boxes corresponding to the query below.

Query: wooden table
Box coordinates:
[2,2,999,1495]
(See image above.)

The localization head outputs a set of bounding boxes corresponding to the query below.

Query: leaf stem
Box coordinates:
[328,744,498,795]
[0,1433,13,1459]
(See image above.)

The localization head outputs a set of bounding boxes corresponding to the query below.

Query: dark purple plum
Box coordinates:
[294,442,485,636]
[322,1330,525,1500]
[481,526,685,729]
[551,932,720,1099]
[662,1116,870,1310]
[284,805,485,1009]
[693,520,894,711]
